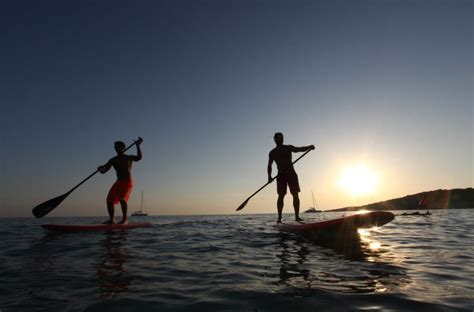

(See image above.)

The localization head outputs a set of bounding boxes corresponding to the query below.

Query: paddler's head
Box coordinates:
[274,132,284,146]
[114,141,126,155]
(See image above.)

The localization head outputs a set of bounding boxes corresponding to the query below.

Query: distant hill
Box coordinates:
[330,188,474,212]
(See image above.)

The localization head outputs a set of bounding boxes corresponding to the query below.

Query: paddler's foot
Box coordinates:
[295,217,304,222]
[118,219,128,225]
[102,219,116,225]
[277,219,282,224]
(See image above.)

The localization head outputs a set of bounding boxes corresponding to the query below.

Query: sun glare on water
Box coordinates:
[338,164,379,196]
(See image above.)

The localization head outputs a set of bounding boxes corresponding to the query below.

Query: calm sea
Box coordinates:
[1,210,473,311]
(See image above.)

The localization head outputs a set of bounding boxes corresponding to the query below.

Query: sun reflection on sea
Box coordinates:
[358,228,383,262]
[357,227,399,293]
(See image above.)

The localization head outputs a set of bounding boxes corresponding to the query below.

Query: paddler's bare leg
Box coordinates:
[103,202,116,225]
[118,199,128,224]
[277,194,285,223]
[292,192,303,222]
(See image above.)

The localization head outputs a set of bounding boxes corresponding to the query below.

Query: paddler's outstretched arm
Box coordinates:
[135,138,143,161]
[292,145,315,153]
[98,160,112,174]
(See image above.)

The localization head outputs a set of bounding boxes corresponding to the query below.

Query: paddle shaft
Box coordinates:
[237,149,312,211]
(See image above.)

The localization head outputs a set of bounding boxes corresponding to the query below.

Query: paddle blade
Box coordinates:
[32,193,69,218]
[236,199,249,211]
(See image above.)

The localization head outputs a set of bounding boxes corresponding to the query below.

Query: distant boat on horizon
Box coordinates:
[131,191,148,217]
[418,194,431,210]
[304,207,321,213]
[304,190,322,213]
[400,211,431,216]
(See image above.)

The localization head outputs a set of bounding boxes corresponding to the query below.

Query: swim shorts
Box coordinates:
[106,179,133,204]
[276,171,300,195]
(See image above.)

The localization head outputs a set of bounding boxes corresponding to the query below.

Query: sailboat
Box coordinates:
[418,194,431,209]
[132,191,148,217]
[304,190,321,213]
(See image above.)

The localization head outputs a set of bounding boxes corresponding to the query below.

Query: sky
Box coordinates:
[1,0,472,217]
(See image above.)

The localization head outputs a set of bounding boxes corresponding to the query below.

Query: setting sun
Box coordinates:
[338,164,379,196]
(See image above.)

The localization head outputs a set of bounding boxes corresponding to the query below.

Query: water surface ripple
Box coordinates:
[1,210,473,311]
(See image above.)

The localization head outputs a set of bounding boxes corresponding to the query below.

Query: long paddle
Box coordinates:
[32,138,141,218]
[236,148,313,211]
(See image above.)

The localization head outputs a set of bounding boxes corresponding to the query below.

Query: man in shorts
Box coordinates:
[268,132,314,223]
[98,138,143,224]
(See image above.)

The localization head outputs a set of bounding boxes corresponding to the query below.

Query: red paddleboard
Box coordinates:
[276,211,394,233]
[42,222,152,232]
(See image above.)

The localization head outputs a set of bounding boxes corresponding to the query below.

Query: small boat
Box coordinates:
[401,211,431,216]
[131,211,148,216]
[131,191,148,217]
[418,194,431,210]
[304,190,322,213]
